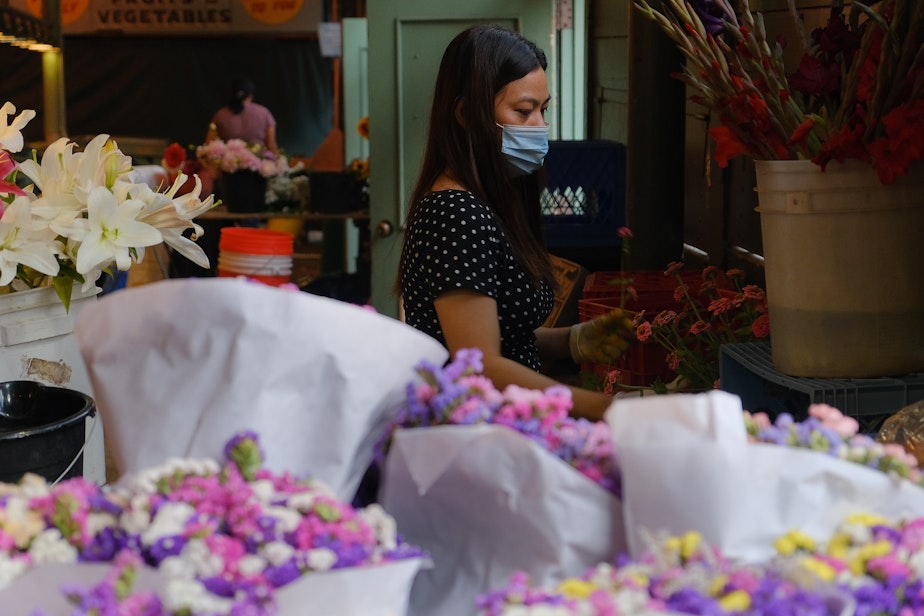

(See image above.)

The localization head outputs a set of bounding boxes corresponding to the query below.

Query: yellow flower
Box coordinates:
[845,513,890,527]
[709,574,729,596]
[826,532,851,560]
[775,529,816,555]
[665,531,702,562]
[718,590,751,612]
[800,556,837,582]
[357,116,369,139]
[849,540,894,575]
[556,578,597,599]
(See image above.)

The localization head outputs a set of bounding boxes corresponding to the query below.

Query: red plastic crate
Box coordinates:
[578,291,683,390]
[583,269,704,300]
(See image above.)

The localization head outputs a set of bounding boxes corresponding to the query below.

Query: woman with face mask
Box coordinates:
[396,24,634,421]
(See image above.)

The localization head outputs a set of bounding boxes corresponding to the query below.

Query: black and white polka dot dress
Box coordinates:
[401,190,553,370]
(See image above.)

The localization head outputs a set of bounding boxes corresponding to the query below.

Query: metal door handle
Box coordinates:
[376,221,395,237]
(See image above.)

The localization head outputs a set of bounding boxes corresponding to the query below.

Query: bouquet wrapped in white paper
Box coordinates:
[383,425,625,616]
[0,432,427,615]
[73,277,448,501]
[377,350,625,616]
[608,390,924,562]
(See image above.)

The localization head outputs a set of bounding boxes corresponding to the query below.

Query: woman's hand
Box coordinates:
[434,289,615,421]
[568,309,635,364]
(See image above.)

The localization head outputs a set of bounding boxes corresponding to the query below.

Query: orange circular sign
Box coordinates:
[26,0,89,25]
[239,0,303,25]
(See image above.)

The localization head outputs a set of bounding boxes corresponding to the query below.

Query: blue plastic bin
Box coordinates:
[541,140,626,254]
[720,341,924,435]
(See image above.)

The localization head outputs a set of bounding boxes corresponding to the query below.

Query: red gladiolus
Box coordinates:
[708,126,751,167]
[788,117,815,149]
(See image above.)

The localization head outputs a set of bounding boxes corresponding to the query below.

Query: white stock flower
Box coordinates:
[357,504,398,551]
[178,538,224,577]
[237,554,266,576]
[305,547,337,571]
[120,494,154,535]
[265,505,301,533]
[0,102,36,153]
[260,541,295,566]
[28,528,79,564]
[249,479,275,503]
[0,197,62,285]
[0,553,29,586]
[162,578,234,615]
[140,501,195,546]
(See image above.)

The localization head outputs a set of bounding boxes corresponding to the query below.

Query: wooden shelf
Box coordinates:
[197,208,370,221]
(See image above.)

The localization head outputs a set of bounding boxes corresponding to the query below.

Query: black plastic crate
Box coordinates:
[720,342,924,435]
[541,140,626,251]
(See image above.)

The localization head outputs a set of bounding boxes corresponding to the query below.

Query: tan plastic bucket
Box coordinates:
[755,159,924,378]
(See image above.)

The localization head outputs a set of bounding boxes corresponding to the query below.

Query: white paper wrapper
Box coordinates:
[608,389,924,562]
[0,558,426,616]
[73,278,448,501]
[381,424,626,616]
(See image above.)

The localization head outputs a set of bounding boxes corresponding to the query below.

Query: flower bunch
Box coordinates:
[774,512,924,614]
[265,162,309,213]
[161,141,205,178]
[0,101,215,307]
[380,348,622,497]
[0,432,424,614]
[196,138,288,178]
[746,403,924,486]
[629,263,769,391]
[636,0,924,184]
[478,530,843,615]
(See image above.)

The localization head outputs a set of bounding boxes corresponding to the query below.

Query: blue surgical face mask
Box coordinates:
[496,123,550,176]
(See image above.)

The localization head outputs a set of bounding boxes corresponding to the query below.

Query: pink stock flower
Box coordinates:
[808,403,860,437]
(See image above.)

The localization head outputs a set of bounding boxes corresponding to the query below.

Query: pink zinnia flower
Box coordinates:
[689,320,711,335]
[751,314,770,338]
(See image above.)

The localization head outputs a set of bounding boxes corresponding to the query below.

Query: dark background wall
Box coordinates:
[1,35,332,158]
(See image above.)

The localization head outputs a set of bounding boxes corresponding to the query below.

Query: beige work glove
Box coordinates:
[569,309,635,364]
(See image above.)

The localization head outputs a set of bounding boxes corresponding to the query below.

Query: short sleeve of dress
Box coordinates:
[401,189,553,371]
[405,191,504,300]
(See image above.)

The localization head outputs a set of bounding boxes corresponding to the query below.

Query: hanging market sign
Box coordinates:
[12,0,320,34]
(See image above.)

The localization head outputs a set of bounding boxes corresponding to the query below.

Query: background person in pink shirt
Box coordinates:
[206,76,279,155]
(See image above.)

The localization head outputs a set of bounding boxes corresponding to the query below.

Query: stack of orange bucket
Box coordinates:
[218,228,294,287]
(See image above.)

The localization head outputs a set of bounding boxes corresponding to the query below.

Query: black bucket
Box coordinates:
[0,381,96,485]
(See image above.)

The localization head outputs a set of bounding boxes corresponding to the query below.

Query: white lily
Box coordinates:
[17,138,85,222]
[70,134,133,205]
[128,173,214,268]
[0,102,37,153]
[0,197,61,286]
[0,100,216,301]
[57,185,163,275]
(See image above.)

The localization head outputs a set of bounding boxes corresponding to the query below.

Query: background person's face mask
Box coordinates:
[497,123,550,176]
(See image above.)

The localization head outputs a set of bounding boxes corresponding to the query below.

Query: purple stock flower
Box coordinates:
[145,535,187,565]
[263,559,302,587]
[79,526,128,562]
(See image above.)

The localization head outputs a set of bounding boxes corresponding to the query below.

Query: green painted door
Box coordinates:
[366,1,557,317]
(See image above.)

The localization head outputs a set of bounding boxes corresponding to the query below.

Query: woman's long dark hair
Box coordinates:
[395,24,555,294]
[228,77,254,115]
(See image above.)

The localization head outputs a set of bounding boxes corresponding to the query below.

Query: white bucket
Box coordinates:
[755,158,924,377]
